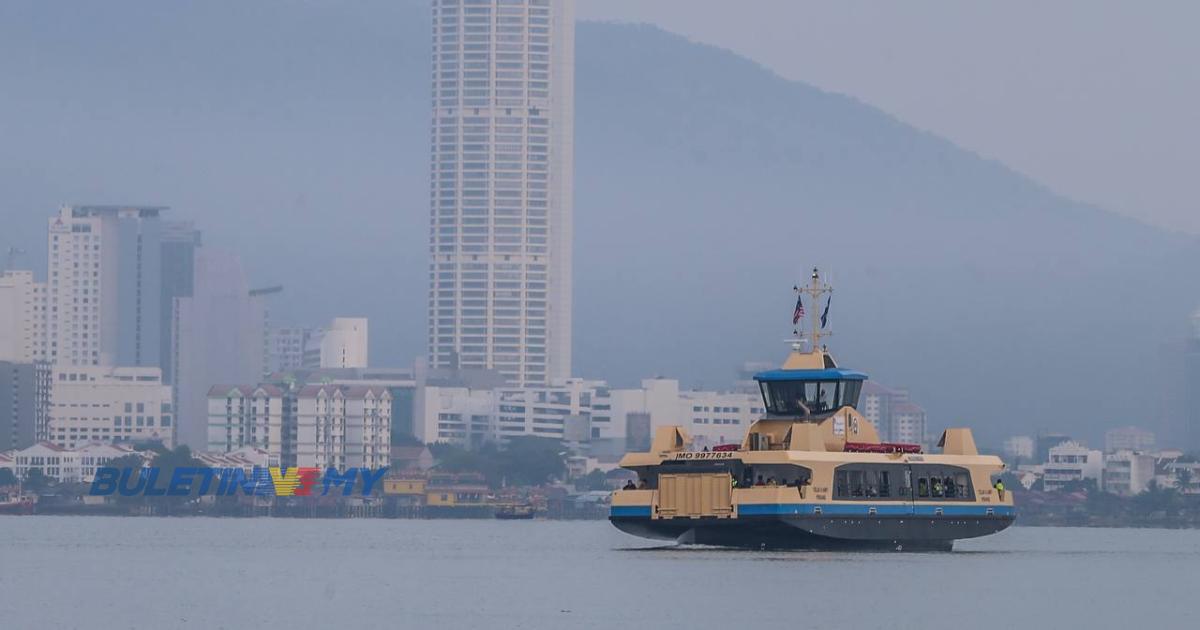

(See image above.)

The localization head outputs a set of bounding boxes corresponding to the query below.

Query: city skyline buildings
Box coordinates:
[426,0,575,387]
[46,205,179,369]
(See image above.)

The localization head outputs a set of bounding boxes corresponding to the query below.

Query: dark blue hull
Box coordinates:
[610,506,1014,551]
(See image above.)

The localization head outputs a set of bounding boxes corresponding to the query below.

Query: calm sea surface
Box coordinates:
[0,516,1197,629]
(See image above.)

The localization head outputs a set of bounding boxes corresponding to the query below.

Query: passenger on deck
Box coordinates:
[932,479,944,497]
[944,477,956,498]
[755,475,765,486]
[622,480,636,490]
[766,477,778,487]
[994,479,1006,500]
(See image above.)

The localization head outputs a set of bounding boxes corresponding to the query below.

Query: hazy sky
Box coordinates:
[578,0,1200,235]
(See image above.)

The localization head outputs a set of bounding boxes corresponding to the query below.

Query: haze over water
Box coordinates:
[1,517,1195,629]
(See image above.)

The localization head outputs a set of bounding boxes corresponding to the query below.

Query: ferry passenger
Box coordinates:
[755,475,765,486]
[767,477,778,487]
[932,479,944,497]
[994,479,1005,500]
[622,480,636,491]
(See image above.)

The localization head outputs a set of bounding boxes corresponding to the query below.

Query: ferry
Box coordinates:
[609,269,1014,551]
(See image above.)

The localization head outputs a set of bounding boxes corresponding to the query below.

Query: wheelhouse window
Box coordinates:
[759,379,862,416]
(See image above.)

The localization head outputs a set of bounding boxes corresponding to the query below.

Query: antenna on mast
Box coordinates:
[792,266,833,352]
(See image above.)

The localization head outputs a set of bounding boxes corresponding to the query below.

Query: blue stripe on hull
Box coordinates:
[611,503,1014,518]
[610,505,653,518]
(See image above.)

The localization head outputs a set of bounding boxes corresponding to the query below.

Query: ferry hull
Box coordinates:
[610,513,1014,552]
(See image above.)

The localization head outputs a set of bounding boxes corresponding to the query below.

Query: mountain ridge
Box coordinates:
[0,0,1196,444]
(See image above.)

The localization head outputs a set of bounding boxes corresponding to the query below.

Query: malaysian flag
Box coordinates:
[792,293,805,325]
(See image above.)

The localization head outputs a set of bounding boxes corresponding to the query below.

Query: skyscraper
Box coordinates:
[1186,309,1200,452]
[0,270,47,363]
[173,249,268,449]
[47,205,168,367]
[427,0,575,387]
[158,221,200,384]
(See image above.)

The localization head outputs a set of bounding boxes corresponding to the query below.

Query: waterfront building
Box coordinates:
[206,385,288,467]
[1042,441,1102,491]
[1102,450,1156,496]
[1104,426,1156,453]
[415,383,498,446]
[208,370,403,469]
[46,365,174,449]
[427,0,576,386]
[0,450,13,478]
[295,384,391,470]
[303,318,368,369]
[0,270,48,362]
[10,440,149,483]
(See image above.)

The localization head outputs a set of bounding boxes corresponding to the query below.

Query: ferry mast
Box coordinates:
[794,267,832,352]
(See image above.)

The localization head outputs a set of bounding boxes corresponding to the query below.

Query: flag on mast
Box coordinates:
[792,294,805,325]
[820,295,832,329]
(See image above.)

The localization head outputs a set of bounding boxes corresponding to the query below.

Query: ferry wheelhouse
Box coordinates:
[609,269,1014,551]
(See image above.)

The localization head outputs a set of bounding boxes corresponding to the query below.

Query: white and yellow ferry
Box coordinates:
[609,269,1014,551]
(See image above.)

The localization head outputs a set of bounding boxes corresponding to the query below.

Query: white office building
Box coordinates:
[46,365,174,448]
[304,318,369,369]
[427,0,575,386]
[1043,441,1103,491]
[47,205,173,367]
[0,270,48,362]
[1103,450,1156,496]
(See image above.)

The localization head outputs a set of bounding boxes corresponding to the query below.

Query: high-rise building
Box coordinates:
[158,221,200,384]
[172,250,269,450]
[427,0,575,386]
[0,270,48,363]
[47,205,170,368]
[1186,308,1200,453]
[0,361,39,451]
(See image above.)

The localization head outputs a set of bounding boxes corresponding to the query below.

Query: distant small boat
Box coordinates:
[494,503,535,520]
[0,492,35,515]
